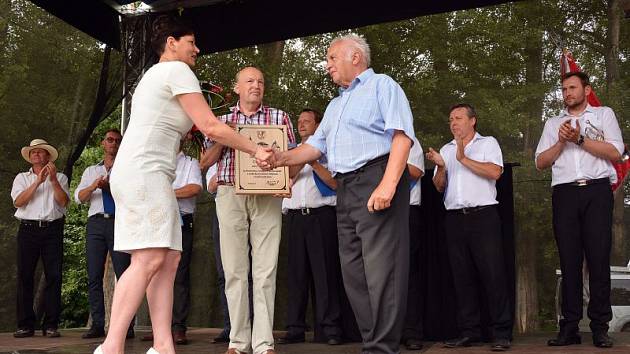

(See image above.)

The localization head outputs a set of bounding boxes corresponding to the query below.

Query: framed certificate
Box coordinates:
[234,124,291,196]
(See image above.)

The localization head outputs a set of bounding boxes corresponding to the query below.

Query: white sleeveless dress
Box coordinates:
[110,61,201,252]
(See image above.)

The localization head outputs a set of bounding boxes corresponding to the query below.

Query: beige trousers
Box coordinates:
[216,186,282,354]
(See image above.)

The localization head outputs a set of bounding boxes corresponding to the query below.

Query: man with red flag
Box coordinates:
[535,71,624,348]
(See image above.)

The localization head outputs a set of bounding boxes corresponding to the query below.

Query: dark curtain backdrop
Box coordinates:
[313,164,517,342]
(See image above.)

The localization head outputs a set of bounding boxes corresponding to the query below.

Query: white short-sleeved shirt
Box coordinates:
[205,163,217,192]
[408,136,425,206]
[173,152,203,214]
[282,146,336,213]
[11,169,70,220]
[535,105,624,186]
[74,162,110,217]
[436,133,503,210]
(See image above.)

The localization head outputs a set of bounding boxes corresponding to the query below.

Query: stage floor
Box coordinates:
[1,328,629,354]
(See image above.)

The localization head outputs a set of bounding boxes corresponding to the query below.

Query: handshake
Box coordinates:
[253,146,283,170]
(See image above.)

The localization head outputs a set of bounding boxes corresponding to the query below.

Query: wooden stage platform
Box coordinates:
[1,328,628,353]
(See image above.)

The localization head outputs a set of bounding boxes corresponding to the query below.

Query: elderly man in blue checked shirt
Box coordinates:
[267,34,415,354]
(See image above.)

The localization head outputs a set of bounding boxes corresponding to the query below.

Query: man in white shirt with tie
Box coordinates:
[75,129,133,340]
[11,138,69,338]
[426,104,511,351]
[277,109,343,346]
[536,71,624,349]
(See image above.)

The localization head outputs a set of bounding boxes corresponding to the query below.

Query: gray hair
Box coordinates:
[330,34,371,67]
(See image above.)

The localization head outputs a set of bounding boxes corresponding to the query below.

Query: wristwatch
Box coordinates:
[576,134,585,146]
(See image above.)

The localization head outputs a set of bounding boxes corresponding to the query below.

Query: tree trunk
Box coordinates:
[515,3,544,333]
[605,0,620,89]
[605,0,625,265]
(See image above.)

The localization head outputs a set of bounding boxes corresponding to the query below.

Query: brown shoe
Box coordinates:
[224,349,246,354]
[173,330,188,345]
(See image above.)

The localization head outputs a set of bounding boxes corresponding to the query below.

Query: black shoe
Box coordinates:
[404,338,423,350]
[126,327,135,339]
[592,332,613,348]
[327,336,343,345]
[491,338,511,351]
[82,326,105,339]
[444,336,481,348]
[212,331,230,344]
[547,332,581,346]
[276,333,305,344]
[43,328,61,338]
[13,328,34,338]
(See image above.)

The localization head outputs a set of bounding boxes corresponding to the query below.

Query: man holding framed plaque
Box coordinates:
[204,66,295,354]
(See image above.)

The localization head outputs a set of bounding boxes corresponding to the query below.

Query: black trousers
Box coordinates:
[285,206,343,339]
[444,206,511,340]
[402,205,424,341]
[173,213,194,331]
[16,219,64,330]
[336,157,409,354]
[552,182,613,334]
[86,215,131,328]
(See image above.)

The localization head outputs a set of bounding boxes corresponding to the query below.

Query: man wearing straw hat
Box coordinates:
[11,139,70,338]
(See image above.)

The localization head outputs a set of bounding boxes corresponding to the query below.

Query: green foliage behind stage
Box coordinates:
[0,0,629,332]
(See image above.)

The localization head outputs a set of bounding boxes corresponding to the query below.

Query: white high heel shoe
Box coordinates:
[93,345,104,354]
[146,347,161,354]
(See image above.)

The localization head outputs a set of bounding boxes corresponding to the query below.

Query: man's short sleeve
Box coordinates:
[166,62,202,97]
[74,167,93,204]
[10,173,26,203]
[535,119,556,163]
[408,136,424,173]
[306,121,327,155]
[484,137,504,168]
[377,78,416,142]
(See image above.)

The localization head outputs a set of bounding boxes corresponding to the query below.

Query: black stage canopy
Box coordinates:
[30,0,518,54]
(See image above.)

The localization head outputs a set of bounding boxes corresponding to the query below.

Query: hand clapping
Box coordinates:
[559,119,581,144]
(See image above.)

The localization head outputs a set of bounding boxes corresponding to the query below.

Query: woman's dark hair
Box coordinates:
[151,15,194,56]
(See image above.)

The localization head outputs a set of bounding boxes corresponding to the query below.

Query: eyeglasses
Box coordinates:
[105,137,122,144]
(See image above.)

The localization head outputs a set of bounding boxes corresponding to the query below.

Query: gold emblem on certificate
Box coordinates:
[234,124,290,196]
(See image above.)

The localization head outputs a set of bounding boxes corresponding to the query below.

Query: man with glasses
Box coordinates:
[75,129,134,339]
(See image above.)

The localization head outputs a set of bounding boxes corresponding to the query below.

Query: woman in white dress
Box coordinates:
[95,16,273,354]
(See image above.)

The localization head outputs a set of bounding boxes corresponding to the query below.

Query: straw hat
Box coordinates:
[21,139,59,163]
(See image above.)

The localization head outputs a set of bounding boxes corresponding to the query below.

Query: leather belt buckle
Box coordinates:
[38,220,48,227]
[461,207,472,215]
[575,179,588,186]
[300,208,311,216]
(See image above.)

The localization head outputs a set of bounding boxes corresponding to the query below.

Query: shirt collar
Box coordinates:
[97,160,105,166]
[339,68,374,94]
[559,104,595,118]
[232,101,264,115]
[447,132,483,146]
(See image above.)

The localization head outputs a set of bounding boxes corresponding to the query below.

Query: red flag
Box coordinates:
[560,49,601,106]
[560,48,628,191]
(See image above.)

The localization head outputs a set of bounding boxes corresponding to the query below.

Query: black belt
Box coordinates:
[335,154,389,179]
[556,177,609,187]
[20,218,63,228]
[446,205,495,215]
[90,213,114,219]
[288,206,334,216]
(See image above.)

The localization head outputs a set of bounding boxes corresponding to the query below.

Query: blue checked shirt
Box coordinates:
[306,68,415,174]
